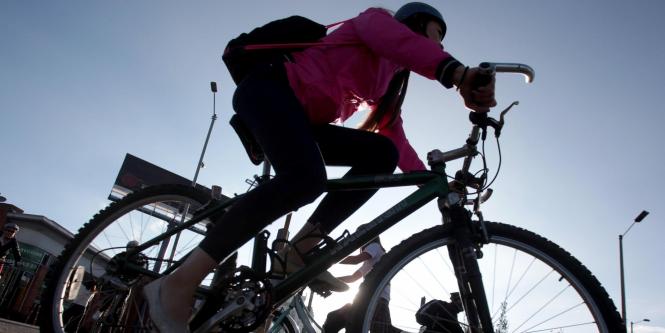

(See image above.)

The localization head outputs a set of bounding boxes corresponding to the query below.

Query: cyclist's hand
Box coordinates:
[458,67,497,113]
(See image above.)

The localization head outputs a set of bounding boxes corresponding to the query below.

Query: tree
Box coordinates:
[496,301,509,333]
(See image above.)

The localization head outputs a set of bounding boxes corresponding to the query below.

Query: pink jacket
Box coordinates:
[285,8,454,172]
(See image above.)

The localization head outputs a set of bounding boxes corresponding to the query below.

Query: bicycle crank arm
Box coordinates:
[193,294,255,333]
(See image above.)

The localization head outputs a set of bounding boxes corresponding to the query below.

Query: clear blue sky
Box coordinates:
[2,1,664,331]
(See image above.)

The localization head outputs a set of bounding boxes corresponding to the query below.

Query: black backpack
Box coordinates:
[222,16,328,85]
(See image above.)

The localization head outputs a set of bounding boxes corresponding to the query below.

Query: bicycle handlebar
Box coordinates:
[428,62,535,168]
[481,62,535,83]
[468,62,535,130]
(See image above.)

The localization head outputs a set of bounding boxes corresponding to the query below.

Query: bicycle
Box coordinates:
[39,62,624,333]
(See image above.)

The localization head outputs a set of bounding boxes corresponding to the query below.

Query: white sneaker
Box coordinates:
[143,278,190,333]
[274,255,348,292]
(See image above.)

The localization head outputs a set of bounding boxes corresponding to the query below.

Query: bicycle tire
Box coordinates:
[348,222,623,333]
[39,184,211,333]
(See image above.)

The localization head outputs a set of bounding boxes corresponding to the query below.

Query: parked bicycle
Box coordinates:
[39,62,623,333]
[266,288,320,333]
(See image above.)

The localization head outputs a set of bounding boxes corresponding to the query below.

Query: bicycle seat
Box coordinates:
[230,114,265,165]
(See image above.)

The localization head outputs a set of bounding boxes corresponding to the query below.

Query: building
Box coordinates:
[0,203,60,323]
[0,153,225,326]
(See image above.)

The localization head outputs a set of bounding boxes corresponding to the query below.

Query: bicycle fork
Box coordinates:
[441,200,494,333]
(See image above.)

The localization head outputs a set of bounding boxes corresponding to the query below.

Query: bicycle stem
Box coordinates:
[426,127,479,168]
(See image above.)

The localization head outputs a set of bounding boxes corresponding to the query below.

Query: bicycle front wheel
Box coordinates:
[39,184,212,333]
[349,222,623,333]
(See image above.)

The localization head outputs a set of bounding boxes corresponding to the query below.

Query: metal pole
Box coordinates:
[619,234,626,328]
[159,82,219,271]
[619,210,649,330]
[192,82,218,187]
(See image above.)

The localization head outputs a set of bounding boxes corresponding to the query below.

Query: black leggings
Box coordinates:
[199,62,398,262]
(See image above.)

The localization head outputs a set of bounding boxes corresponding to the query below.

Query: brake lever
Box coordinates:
[499,101,520,127]
[491,101,520,138]
[468,101,520,140]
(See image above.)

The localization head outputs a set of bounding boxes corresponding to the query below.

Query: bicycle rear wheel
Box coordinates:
[39,184,212,333]
[349,222,623,333]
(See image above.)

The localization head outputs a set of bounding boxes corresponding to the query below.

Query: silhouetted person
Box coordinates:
[0,223,21,277]
[416,292,464,333]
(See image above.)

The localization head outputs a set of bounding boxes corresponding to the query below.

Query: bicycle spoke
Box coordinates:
[506,257,537,301]
[511,284,571,332]
[504,248,517,302]
[416,255,452,295]
[523,321,597,332]
[40,186,211,333]
[492,254,537,320]
[435,247,455,276]
[351,224,621,333]
[505,269,554,314]
[521,302,588,333]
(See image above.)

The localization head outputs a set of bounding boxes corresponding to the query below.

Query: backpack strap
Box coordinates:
[325,19,350,29]
[243,41,358,51]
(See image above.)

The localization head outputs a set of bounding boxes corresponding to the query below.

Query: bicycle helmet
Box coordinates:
[3,223,19,231]
[394,2,447,39]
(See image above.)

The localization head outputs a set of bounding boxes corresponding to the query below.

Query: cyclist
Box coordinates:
[144,3,496,332]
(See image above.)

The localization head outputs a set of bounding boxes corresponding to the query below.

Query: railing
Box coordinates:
[0,258,51,325]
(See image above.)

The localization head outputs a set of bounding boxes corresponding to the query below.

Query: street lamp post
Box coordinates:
[619,210,649,328]
[631,318,650,333]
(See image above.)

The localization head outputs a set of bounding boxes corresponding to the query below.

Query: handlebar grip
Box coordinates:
[474,62,495,87]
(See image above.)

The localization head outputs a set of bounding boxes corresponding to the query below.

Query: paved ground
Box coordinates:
[0,318,39,333]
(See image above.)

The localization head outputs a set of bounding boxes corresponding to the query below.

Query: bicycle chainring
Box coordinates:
[218,266,272,332]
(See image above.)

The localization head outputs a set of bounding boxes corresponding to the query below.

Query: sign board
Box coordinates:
[110,153,213,202]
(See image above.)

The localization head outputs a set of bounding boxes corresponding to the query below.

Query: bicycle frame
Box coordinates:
[125,166,448,283]
[122,137,498,332]
[271,168,448,302]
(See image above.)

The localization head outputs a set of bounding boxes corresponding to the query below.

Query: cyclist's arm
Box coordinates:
[336,270,364,284]
[339,252,371,265]
[352,8,456,81]
[378,115,426,172]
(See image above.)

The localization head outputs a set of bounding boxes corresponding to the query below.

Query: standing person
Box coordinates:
[144,3,496,332]
[0,223,22,276]
[62,280,97,333]
[322,226,399,333]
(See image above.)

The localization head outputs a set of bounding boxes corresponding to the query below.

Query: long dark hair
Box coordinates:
[358,14,431,132]
[358,70,410,132]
